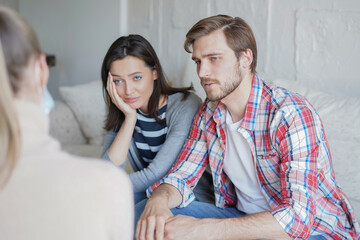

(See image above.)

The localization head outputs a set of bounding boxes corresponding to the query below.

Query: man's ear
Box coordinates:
[152,65,158,81]
[239,49,253,70]
[38,53,49,88]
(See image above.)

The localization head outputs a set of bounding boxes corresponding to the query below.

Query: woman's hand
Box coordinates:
[107,72,136,119]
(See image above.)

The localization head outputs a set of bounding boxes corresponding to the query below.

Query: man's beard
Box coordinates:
[201,66,242,101]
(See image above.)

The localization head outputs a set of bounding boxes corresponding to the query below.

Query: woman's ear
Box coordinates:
[152,65,158,81]
[38,53,49,88]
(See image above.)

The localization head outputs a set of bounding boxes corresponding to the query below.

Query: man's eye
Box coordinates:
[134,76,142,81]
[211,57,219,61]
[114,79,123,84]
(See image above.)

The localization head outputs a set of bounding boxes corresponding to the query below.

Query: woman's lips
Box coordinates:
[125,97,139,103]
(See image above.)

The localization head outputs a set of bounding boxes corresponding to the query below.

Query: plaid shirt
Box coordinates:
[148,75,360,239]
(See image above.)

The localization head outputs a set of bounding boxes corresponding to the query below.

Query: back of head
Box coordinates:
[0,5,41,187]
[184,14,257,73]
[0,5,41,94]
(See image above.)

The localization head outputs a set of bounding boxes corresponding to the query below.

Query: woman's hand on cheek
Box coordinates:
[107,72,137,119]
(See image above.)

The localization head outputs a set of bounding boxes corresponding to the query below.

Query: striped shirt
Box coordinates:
[134,105,167,165]
[148,75,360,239]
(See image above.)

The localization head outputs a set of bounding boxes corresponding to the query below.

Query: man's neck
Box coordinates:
[221,72,253,123]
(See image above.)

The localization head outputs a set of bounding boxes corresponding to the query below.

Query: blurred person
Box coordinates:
[0,5,133,240]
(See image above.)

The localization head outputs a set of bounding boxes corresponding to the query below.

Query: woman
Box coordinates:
[0,6,133,239]
[101,35,202,203]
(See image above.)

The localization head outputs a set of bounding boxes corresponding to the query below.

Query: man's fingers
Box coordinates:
[135,216,142,240]
[145,216,156,240]
[155,216,166,240]
[138,216,149,240]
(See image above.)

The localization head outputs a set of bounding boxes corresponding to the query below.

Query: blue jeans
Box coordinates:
[134,192,147,204]
[135,199,327,239]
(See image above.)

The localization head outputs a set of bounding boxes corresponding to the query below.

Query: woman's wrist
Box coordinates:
[124,111,137,123]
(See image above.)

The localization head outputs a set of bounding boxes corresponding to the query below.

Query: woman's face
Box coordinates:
[110,56,157,113]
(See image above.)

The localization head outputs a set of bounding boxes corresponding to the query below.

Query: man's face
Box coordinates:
[192,30,242,101]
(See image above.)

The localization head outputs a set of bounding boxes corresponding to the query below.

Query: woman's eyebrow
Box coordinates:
[110,71,142,77]
[110,73,122,78]
[128,71,142,76]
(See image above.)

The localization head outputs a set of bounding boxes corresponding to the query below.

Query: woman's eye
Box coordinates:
[134,76,142,81]
[113,79,123,84]
[194,60,200,65]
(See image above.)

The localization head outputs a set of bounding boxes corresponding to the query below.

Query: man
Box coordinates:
[135,15,360,240]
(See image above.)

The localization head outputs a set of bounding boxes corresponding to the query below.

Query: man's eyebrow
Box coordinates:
[192,52,223,60]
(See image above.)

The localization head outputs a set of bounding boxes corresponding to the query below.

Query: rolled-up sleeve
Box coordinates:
[270,105,325,239]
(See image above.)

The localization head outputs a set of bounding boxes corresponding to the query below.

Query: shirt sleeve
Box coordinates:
[101,130,117,160]
[101,130,126,170]
[270,104,326,239]
[147,100,210,208]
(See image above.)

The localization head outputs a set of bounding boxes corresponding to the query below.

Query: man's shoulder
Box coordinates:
[261,79,313,112]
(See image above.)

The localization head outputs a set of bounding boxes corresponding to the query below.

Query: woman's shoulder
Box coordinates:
[166,92,203,121]
[168,92,202,107]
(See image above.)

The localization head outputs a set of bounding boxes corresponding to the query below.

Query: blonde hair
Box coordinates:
[0,6,41,93]
[0,39,21,188]
[0,5,41,187]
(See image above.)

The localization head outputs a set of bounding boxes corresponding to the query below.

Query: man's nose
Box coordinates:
[198,62,210,79]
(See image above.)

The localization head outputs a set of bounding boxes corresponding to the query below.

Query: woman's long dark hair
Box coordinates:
[101,34,193,132]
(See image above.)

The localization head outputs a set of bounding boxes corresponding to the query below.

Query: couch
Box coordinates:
[49,75,360,219]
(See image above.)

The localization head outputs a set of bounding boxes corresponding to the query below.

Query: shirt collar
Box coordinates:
[240,74,263,131]
[210,74,263,131]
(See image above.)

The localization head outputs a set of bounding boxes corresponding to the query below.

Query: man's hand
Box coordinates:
[136,197,173,240]
[164,215,210,240]
[136,184,183,240]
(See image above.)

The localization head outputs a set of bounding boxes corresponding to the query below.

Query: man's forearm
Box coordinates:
[149,183,183,209]
[201,211,291,240]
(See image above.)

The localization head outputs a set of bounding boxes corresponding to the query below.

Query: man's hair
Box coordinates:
[184,14,257,73]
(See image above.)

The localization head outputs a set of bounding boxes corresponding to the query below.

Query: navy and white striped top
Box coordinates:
[133,105,168,166]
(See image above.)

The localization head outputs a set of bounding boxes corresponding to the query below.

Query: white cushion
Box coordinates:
[59,81,106,146]
[49,101,86,145]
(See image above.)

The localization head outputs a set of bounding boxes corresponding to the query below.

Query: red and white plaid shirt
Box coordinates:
[148,75,360,239]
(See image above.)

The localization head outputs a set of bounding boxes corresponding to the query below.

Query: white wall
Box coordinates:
[0,0,18,10]
[19,0,122,99]
[127,0,360,98]
[15,0,360,99]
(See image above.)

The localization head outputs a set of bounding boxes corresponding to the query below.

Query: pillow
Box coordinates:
[263,76,360,144]
[59,81,107,145]
[49,100,87,145]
